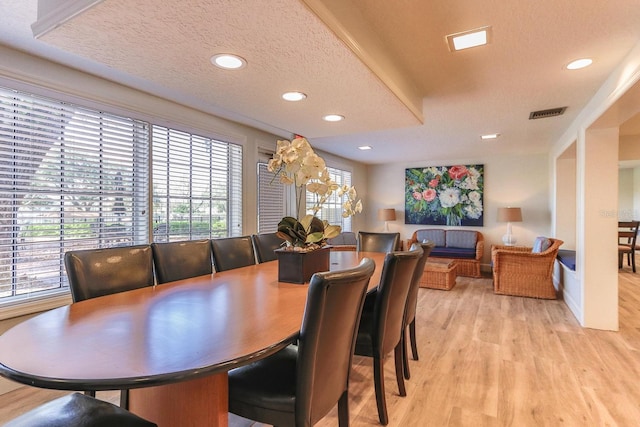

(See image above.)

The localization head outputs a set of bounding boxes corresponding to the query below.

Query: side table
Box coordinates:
[421,258,457,290]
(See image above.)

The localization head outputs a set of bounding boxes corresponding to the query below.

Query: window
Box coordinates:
[257,161,284,233]
[306,166,353,231]
[0,85,245,310]
[0,86,149,304]
[152,126,243,241]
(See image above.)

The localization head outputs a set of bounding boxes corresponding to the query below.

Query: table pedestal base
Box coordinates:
[129,373,228,426]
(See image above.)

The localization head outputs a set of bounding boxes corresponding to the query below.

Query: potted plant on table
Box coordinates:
[267,137,362,282]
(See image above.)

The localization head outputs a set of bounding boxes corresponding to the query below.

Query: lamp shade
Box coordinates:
[497,207,522,223]
[378,208,396,221]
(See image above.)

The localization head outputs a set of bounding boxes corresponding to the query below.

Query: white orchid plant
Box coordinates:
[268,137,363,249]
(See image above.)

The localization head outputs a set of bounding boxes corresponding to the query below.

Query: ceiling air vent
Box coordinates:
[529,107,567,120]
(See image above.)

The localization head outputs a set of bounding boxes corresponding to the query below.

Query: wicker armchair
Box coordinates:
[491,238,563,299]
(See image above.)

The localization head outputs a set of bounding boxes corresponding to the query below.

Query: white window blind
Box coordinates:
[306,166,353,231]
[0,86,149,304]
[152,126,243,241]
[257,162,284,233]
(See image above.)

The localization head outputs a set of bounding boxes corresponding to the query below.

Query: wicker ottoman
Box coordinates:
[421,258,457,290]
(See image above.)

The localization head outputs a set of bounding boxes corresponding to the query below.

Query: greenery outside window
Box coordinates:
[152,126,243,242]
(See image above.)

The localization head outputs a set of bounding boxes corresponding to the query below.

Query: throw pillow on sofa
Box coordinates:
[532,236,552,253]
[445,230,477,249]
[416,229,445,246]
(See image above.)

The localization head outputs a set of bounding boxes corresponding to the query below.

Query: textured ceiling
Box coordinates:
[1,0,640,164]
[34,0,420,140]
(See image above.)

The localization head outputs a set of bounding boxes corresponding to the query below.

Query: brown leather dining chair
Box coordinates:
[4,392,157,427]
[228,258,376,427]
[251,232,285,263]
[64,244,155,408]
[619,221,640,273]
[357,231,400,253]
[64,245,155,302]
[354,246,422,425]
[211,236,256,272]
[151,239,213,284]
[402,241,435,380]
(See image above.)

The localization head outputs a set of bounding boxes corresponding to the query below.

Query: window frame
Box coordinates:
[151,126,243,242]
[256,161,285,234]
[305,165,353,232]
[0,86,150,312]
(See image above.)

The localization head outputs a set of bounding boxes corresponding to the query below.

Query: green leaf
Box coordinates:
[306,231,325,243]
[323,224,341,239]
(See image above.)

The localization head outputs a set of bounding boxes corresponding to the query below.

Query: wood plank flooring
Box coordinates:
[2,268,640,426]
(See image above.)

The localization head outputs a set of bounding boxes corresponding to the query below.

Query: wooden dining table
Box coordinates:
[0,250,385,426]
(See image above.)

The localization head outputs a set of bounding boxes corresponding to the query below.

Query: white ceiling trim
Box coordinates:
[31,0,104,39]
[301,0,424,124]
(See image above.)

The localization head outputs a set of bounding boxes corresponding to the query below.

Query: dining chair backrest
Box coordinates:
[401,242,434,380]
[619,221,640,246]
[357,231,400,253]
[211,236,256,272]
[64,245,154,302]
[618,221,640,273]
[151,239,212,284]
[296,258,375,426]
[352,246,422,424]
[251,233,285,263]
[405,241,435,325]
[369,247,422,355]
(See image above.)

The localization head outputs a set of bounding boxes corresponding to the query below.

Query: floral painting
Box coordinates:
[405,165,484,226]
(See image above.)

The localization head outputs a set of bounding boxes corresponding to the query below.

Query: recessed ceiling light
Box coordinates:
[210,54,246,70]
[446,26,492,52]
[358,145,372,150]
[481,133,500,140]
[323,114,344,122]
[566,58,593,70]
[282,91,307,101]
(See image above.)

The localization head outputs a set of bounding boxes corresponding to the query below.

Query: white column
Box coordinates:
[578,127,619,330]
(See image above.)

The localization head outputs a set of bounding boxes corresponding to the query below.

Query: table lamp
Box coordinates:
[378,208,396,232]
[497,207,522,246]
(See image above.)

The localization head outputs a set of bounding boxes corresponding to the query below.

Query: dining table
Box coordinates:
[0,250,386,426]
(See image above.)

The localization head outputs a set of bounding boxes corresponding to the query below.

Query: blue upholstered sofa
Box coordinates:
[407,229,484,277]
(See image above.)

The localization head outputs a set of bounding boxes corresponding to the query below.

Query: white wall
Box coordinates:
[619,168,635,220]
[556,146,577,250]
[619,165,640,221]
[551,40,640,330]
[580,127,620,330]
[364,152,550,268]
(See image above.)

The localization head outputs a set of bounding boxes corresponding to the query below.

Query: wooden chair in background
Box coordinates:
[619,221,640,273]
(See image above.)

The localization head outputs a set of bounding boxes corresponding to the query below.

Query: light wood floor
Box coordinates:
[2,268,640,426]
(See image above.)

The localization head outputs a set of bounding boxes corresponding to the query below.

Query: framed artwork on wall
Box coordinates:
[405,165,484,226]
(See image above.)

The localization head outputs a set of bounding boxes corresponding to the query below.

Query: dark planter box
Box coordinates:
[274,246,331,284]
